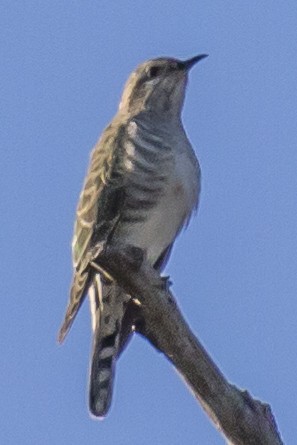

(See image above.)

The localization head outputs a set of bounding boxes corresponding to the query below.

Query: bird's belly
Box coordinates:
[118,174,195,265]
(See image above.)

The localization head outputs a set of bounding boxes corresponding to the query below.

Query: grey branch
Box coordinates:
[93,244,283,445]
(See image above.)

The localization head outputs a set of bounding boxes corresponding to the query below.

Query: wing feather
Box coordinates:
[58,121,127,342]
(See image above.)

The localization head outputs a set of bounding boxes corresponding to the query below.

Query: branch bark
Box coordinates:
[93,245,283,445]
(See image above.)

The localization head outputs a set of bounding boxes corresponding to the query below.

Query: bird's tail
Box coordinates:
[88,274,130,418]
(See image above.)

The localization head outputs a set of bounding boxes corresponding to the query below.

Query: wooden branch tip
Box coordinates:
[94,245,283,445]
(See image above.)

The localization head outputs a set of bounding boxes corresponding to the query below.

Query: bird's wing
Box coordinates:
[58,122,127,343]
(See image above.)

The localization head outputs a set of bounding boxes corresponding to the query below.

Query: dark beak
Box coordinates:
[182,54,208,70]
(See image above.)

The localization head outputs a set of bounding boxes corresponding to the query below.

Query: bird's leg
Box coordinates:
[119,245,145,271]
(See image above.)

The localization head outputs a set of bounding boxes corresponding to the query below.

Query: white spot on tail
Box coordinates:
[99,347,115,359]
[98,369,111,383]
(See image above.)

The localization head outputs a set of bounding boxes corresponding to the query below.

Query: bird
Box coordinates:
[58,54,207,418]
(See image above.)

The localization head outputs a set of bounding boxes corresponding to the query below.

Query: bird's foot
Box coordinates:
[161,275,172,292]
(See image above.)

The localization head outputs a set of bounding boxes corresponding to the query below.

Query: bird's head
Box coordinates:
[119,55,208,119]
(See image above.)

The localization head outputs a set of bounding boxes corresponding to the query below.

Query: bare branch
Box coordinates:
[94,245,283,445]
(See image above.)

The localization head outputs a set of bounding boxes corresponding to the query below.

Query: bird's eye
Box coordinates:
[147,66,162,79]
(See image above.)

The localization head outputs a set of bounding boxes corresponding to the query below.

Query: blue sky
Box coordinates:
[2,1,297,443]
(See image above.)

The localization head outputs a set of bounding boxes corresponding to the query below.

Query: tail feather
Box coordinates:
[88,275,129,417]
